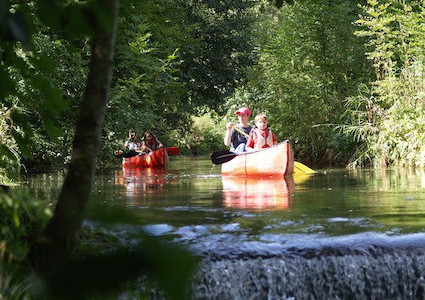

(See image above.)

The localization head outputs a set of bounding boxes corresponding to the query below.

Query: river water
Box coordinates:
[26,157,425,299]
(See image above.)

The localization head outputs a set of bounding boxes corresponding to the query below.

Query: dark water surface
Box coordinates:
[26,157,425,299]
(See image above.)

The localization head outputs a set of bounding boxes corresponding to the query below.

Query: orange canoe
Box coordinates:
[122,147,169,168]
[221,140,294,177]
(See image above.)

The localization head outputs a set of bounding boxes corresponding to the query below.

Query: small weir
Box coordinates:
[191,234,425,299]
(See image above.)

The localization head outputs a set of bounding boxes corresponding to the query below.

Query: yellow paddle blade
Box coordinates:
[294,161,315,174]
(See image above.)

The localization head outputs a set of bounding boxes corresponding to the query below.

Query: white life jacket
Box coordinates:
[251,127,274,150]
[125,140,141,150]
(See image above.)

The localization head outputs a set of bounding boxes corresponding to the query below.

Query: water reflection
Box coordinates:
[350,168,425,192]
[222,176,296,210]
[114,167,177,198]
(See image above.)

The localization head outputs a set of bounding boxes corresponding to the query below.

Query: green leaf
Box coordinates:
[87,1,114,33]
[42,238,198,300]
[43,118,61,140]
[11,128,32,159]
[10,108,33,139]
[0,144,19,162]
[62,5,95,36]
[29,54,56,76]
[36,0,61,30]
[0,67,16,99]
[7,13,30,50]
[30,76,67,114]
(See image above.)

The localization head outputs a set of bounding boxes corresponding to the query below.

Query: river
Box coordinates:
[26,157,425,299]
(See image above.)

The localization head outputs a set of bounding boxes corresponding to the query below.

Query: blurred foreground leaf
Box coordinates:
[38,234,199,300]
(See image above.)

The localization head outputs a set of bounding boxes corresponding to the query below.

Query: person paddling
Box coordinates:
[125,128,142,151]
[224,107,252,153]
[114,128,142,158]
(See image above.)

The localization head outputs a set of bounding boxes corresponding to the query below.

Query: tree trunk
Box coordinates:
[28,0,119,272]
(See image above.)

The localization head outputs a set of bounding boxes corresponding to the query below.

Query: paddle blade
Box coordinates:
[114,150,140,159]
[294,161,315,174]
[166,147,180,156]
[211,150,238,164]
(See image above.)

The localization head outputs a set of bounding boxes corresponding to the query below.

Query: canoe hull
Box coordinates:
[221,140,294,177]
[122,147,169,168]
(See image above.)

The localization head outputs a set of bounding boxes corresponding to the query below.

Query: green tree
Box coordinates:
[102,0,263,157]
[245,0,371,166]
[345,0,425,167]
[0,0,68,181]
[1,0,196,298]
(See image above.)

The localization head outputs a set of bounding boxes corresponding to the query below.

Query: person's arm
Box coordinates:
[272,133,277,145]
[246,132,255,151]
[156,139,164,148]
[224,122,234,146]
[141,141,153,152]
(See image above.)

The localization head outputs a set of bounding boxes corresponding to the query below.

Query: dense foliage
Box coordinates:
[1,0,425,178]
[343,0,425,167]
[2,0,425,298]
[244,1,373,166]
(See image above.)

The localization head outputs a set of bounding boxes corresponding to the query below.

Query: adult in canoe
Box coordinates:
[125,128,142,151]
[224,107,252,153]
[114,128,142,158]
[141,131,164,153]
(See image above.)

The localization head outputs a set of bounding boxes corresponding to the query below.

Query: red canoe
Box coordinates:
[165,146,180,156]
[221,140,294,177]
[122,147,169,168]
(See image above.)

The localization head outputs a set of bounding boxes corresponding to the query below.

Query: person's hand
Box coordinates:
[226,121,234,130]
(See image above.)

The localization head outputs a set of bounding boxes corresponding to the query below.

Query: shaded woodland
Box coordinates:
[1,0,425,298]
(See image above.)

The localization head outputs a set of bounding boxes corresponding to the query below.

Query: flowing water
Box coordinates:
[26,157,425,299]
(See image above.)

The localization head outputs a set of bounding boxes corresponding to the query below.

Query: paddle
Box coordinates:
[114,150,141,158]
[210,150,238,164]
[114,146,180,159]
[294,161,315,174]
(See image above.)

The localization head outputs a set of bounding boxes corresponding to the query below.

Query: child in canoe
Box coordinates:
[246,113,277,151]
